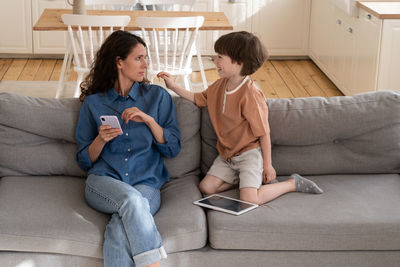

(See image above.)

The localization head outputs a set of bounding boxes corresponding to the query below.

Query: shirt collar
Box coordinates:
[106,82,141,101]
[225,76,249,95]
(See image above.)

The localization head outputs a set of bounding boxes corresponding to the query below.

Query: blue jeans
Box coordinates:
[85,174,166,267]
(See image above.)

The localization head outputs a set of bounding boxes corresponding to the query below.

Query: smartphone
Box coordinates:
[100,115,122,131]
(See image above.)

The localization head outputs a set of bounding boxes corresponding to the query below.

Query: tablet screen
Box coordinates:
[196,195,257,214]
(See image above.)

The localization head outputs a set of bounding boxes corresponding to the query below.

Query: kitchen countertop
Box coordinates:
[357,1,400,19]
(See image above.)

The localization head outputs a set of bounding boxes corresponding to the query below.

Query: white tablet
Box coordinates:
[193,194,258,216]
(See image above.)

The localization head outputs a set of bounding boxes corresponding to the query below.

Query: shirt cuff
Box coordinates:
[153,128,174,157]
[78,146,93,171]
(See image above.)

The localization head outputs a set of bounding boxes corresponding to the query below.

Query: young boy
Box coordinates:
[158,31,323,205]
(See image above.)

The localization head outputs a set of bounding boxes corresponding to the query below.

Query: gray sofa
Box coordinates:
[1,90,400,267]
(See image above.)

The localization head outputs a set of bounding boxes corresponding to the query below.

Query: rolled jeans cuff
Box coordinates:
[133,246,167,267]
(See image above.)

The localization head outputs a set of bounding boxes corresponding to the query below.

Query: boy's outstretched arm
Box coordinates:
[260,134,276,184]
[157,72,195,103]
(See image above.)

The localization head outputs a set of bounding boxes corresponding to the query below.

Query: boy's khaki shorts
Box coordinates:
[207,147,263,189]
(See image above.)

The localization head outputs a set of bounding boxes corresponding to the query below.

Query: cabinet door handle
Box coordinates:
[337,19,342,25]
[367,14,372,20]
[347,27,353,33]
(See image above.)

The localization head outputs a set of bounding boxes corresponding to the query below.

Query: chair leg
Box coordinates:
[183,75,191,91]
[196,51,208,90]
[74,72,83,98]
[55,51,70,99]
[65,53,73,82]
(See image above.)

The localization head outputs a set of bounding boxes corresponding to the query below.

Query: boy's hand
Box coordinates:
[157,72,176,90]
[263,163,276,184]
[157,71,196,103]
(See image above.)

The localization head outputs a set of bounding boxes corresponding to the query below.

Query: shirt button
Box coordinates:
[125,173,128,176]
[125,133,129,136]
[127,148,131,152]
[125,158,128,161]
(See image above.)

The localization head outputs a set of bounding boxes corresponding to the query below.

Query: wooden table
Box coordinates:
[33,9,233,31]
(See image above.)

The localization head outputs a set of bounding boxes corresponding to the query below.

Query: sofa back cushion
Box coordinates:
[0,92,81,142]
[0,124,86,177]
[0,92,200,178]
[164,97,201,178]
[0,93,85,177]
[201,90,400,175]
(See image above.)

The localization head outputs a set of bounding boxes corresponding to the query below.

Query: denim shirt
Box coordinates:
[75,82,181,189]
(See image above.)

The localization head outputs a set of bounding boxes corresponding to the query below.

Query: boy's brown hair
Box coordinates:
[214,31,268,76]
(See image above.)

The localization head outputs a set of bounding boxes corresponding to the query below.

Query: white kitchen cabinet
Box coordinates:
[330,7,358,94]
[196,0,253,55]
[198,0,310,56]
[2,0,311,57]
[252,0,311,56]
[309,0,334,72]
[310,1,359,95]
[0,0,32,54]
[211,0,253,42]
[353,8,381,94]
[0,0,67,55]
[377,19,400,91]
[310,0,400,95]
[193,0,213,55]
[32,0,68,54]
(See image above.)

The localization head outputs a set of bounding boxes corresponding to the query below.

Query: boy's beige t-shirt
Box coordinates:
[194,76,270,161]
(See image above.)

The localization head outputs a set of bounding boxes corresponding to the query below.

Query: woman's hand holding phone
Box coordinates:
[99,115,123,143]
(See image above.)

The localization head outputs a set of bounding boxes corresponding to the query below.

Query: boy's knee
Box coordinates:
[240,195,259,205]
[199,180,215,195]
[240,189,260,205]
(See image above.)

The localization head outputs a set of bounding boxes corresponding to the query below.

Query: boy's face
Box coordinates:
[214,54,243,78]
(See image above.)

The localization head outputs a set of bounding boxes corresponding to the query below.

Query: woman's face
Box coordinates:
[117,43,148,82]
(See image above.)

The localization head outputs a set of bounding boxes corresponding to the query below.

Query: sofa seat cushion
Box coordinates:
[0,175,206,258]
[0,176,107,258]
[155,175,207,253]
[207,174,400,251]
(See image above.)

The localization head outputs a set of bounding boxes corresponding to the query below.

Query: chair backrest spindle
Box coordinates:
[172,28,178,70]
[164,28,168,70]
[61,14,130,96]
[135,16,204,91]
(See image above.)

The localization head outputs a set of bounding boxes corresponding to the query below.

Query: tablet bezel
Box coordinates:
[193,194,258,216]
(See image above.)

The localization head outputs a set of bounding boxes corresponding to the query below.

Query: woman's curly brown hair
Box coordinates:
[79,31,148,102]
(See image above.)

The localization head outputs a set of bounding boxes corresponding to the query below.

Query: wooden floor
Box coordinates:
[0,58,343,98]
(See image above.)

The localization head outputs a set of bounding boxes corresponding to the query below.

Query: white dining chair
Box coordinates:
[56,14,130,98]
[138,0,207,90]
[136,16,204,91]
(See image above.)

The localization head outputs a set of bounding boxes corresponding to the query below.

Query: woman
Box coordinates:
[75,31,181,267]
